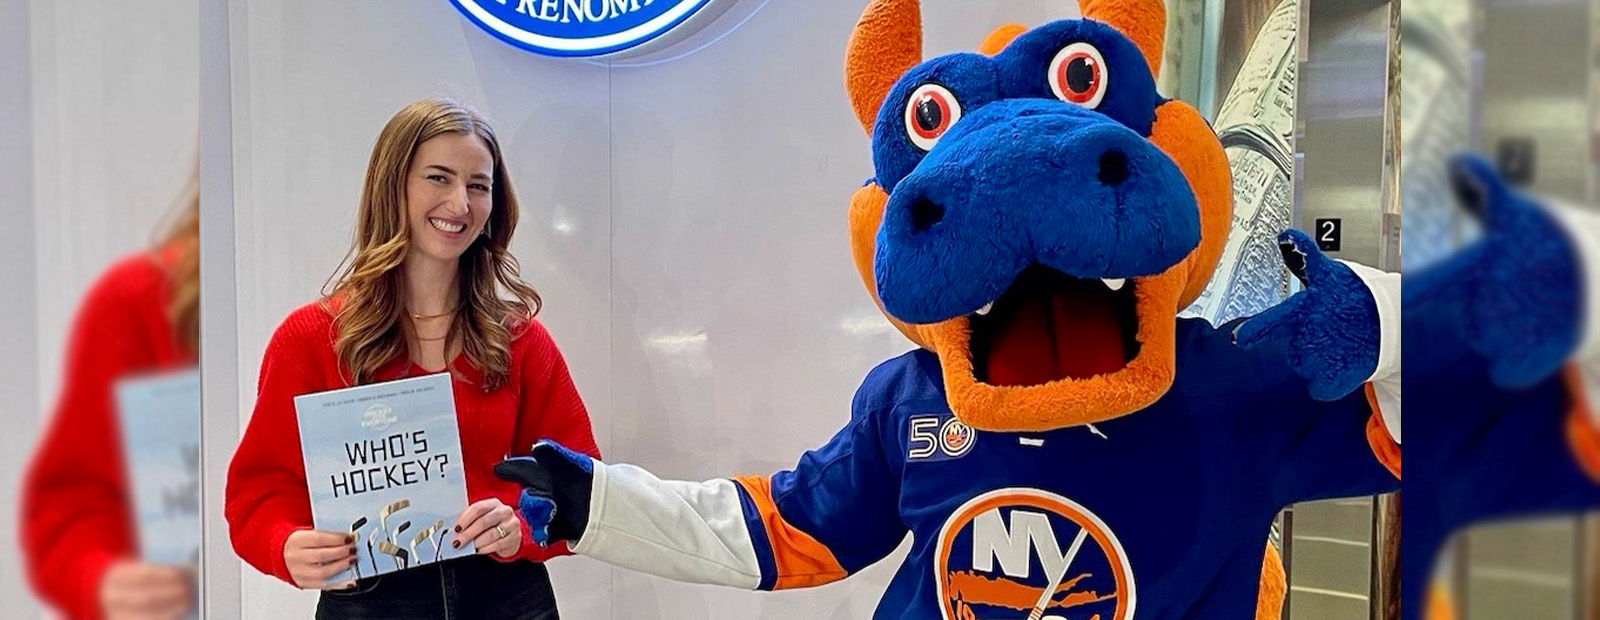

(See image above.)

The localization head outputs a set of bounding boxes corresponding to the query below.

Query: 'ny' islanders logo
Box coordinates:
[935,489,1135,620]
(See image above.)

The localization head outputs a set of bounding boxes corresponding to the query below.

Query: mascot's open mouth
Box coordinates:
[971,265,1142,386]
[917,261,1179,431]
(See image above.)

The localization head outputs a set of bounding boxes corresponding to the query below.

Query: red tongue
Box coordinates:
[982,283,1128,386]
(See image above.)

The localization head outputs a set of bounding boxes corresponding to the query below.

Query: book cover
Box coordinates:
[294,373,474,581]
[114,369,201,569]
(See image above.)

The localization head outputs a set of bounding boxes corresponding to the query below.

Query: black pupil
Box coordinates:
[916,96,944,132]
[1067,57,1095,93]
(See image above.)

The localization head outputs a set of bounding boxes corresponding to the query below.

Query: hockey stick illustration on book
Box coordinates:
[373,500,412,570]
[411,519,446,563]
[379,521,413,570]
[347,517,369,580]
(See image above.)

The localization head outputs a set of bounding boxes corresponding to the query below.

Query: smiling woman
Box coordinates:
[223,98,602,620]
[328,100,541,388]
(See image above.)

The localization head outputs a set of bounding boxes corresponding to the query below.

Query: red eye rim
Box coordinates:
[1049,42,1109,110]
[904,83,963,152]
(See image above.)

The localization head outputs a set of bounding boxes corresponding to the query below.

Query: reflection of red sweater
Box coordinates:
[225,302,600,585]
[21,252,192,620]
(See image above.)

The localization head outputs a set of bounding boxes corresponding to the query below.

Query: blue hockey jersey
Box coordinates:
[708,318,1398,620]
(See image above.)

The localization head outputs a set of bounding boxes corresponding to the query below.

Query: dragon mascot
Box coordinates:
[497,1,1402,618]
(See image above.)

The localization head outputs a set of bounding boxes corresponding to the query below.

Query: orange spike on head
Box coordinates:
[1078,0,1165,78]
[845,0,923,136]
[978,23,1028,56]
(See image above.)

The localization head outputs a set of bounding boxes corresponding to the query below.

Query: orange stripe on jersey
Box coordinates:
[1562,365,1600,481]
[1365,384,1401,479]
[734,475,850,589]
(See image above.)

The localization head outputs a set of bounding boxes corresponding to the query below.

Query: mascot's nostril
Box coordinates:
[1099,149,1131,186]
[910,198,945,232]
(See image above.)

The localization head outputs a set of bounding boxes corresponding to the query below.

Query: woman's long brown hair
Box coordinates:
[325,98,541,390]
[157,161,200,353]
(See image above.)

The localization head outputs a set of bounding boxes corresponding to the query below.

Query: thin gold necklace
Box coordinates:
[410,306,458,320]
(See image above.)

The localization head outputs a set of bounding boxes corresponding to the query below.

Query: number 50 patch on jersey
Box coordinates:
[908,414,978,462]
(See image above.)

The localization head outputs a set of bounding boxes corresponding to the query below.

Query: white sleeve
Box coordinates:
[1340,260,1401,444]
[570,459,764,589]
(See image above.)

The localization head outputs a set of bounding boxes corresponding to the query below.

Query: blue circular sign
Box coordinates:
[449,0,723,58]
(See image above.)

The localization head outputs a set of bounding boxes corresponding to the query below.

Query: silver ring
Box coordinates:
[495,524,508,539]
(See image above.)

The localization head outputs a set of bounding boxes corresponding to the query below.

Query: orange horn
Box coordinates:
[1078,0,1165,78]
[978,23,1029,56]
[845,0,923,136]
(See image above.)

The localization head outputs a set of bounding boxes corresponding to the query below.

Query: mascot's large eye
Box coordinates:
[904,83,963,152]
[1049,42,1109,109]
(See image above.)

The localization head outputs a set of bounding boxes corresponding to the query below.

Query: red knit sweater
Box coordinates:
[225,301,599,585]
[20,251,193,620]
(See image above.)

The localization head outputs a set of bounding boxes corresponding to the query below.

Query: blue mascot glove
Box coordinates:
[1233,229,1381,401]
[1408,153,1583,388]
[492,441,595,546]
[516,490,559,547]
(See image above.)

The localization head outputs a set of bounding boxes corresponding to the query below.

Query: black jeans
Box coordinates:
[315,555,559,620]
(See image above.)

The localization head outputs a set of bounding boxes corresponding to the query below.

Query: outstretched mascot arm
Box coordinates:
[1228,230,1402,501]
[726,406,908,591]
[498,383,908,591]
[571,462,768,588]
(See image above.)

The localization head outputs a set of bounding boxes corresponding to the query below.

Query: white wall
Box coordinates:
[8,0,197,617]
[214,1,1072,618]
[0,0,40,614]
[30,0,199,397]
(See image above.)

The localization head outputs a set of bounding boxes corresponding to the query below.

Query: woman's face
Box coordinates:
[404,132,495,268]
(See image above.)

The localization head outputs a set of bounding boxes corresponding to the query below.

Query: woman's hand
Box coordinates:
[99,560,193,620]
[283,529,357,590]
[453,498,522,558]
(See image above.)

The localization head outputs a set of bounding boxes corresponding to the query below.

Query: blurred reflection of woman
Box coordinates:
[21,166,199,620]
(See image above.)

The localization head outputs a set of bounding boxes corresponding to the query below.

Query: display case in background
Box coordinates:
[1285,0,1398,618]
